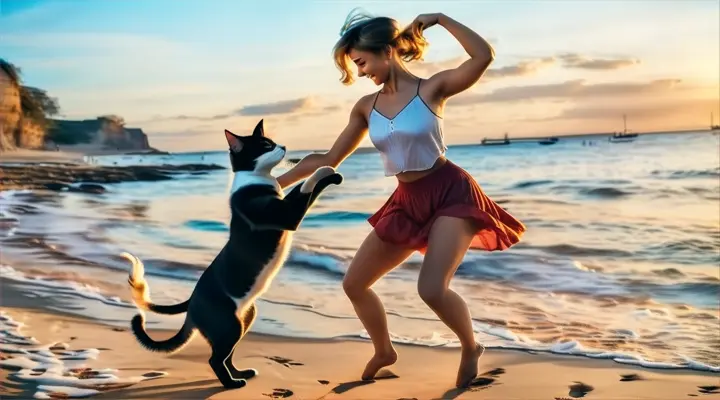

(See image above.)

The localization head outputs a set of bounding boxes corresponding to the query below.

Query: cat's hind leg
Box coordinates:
[195,306,247,389]
[235,303,258,380]
[241,303,257,337]
[207,319,247,388]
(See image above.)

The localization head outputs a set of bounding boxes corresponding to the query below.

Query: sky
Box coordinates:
[1,0,719,152]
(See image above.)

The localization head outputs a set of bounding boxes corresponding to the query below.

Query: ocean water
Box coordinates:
[1,131,719,373]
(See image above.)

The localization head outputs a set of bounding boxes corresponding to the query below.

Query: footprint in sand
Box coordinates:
[482,368,506,377]
[698,385,720,395]
[619,373,644,382]
[262,388,294,398]
[467,367,506,392]
[373,369,399,380]
[265,356,303,368]
[567,381,594,398]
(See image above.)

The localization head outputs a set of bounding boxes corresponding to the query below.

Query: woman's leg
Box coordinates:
[343,230,414,380]
[417,216,483,388]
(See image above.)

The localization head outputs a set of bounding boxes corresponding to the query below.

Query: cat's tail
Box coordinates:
[131,312,196,354]
[122,251,189,315]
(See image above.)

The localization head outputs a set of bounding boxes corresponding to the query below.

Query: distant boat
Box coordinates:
[538,137,559,145]
[710,112,720,131]
[609,114,638,143]
[481,132,511,146]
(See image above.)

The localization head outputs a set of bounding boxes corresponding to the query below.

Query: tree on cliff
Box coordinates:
[20,86,61,127]
[1,59,61,125]
[0,59,21,87]
[1,59,63,147]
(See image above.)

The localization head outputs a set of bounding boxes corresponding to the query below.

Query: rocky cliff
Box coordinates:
[0,59,154,152]
[47,115,152,151]
[0,60,22,150]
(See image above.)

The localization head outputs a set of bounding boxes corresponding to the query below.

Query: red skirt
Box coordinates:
[368,160,526,254]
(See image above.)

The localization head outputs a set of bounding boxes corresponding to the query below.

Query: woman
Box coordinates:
[277,9,526,388]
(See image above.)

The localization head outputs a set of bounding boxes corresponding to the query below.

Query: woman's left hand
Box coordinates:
[411,13,443,31]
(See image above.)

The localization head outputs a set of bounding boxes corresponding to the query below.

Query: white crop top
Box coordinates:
[368,79,448,177]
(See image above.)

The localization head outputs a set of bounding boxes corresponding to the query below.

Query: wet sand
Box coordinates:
[1,302,718,400]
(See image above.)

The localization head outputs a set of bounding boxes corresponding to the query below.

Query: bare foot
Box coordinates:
[361,349,398,380]
[456,343,485,388]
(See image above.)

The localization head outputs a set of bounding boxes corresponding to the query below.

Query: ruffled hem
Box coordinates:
[368,203,526,255]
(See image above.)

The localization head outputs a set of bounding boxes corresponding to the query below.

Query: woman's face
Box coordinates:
[348,48,390,86]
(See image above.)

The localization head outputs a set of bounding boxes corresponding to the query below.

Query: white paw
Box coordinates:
[301,166,336,193]
[312,166,336,180]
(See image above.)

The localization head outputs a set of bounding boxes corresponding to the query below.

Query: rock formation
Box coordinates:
[0,60,22,150]
[47,115,152,151]
[1,59,156,153]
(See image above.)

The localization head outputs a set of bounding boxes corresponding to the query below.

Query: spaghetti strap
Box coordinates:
[371,91,381,109]
[416,78,422,94]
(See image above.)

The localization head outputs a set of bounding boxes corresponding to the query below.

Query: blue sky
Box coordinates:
[2,0,718,151]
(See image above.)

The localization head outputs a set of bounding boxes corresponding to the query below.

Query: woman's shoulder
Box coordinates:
[349,92,378,120]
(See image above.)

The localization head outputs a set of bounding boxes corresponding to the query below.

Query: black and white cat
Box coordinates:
[123,119,342,389]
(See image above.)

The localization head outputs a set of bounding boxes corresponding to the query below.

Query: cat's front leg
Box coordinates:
[300,166,336,193]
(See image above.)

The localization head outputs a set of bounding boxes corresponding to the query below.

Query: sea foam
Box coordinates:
[0,310,167,399]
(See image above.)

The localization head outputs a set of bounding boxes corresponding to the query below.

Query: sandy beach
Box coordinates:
[1,148,87,164]
[2,304,718,400]
[0,147,166,165]
[2,135,719,399]
[1,257,718,400]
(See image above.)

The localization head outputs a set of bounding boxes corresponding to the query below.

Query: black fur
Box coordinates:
[125,119,342,389]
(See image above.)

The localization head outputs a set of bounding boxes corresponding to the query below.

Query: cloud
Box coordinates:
[450,78,690,105]
[144,96,344,123]
[0,33,185,53]
[558,52,641,70]
[410,56,556,79]
[485,57,557,79]
[538,97,719,121]
[236,97,315,117]
[409,52,640,80]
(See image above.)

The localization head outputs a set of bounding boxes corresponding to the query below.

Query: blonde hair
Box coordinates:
[333,8,429,85]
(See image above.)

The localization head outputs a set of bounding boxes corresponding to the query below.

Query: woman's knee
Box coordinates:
[342,274,368,299]
[417,279,444,307]
[342,231,412,299]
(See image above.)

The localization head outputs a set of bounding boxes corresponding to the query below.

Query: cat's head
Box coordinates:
[225,119,286,173]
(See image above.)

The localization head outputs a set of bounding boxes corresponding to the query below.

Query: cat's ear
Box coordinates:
[252,119,265,137]
[225,129,243,152]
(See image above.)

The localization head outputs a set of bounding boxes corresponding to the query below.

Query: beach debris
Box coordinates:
[317,379,330,385]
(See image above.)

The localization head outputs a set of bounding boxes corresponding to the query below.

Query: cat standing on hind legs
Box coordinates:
[124,119,343,389]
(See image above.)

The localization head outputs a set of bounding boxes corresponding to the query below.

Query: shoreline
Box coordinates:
[2,270,719,377]
[1,304,718,400]
[0,147,166,164]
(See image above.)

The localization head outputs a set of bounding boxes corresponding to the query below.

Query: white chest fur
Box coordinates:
[226,170,290,314]
[229,171,282,197]
[229,232,292,315]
